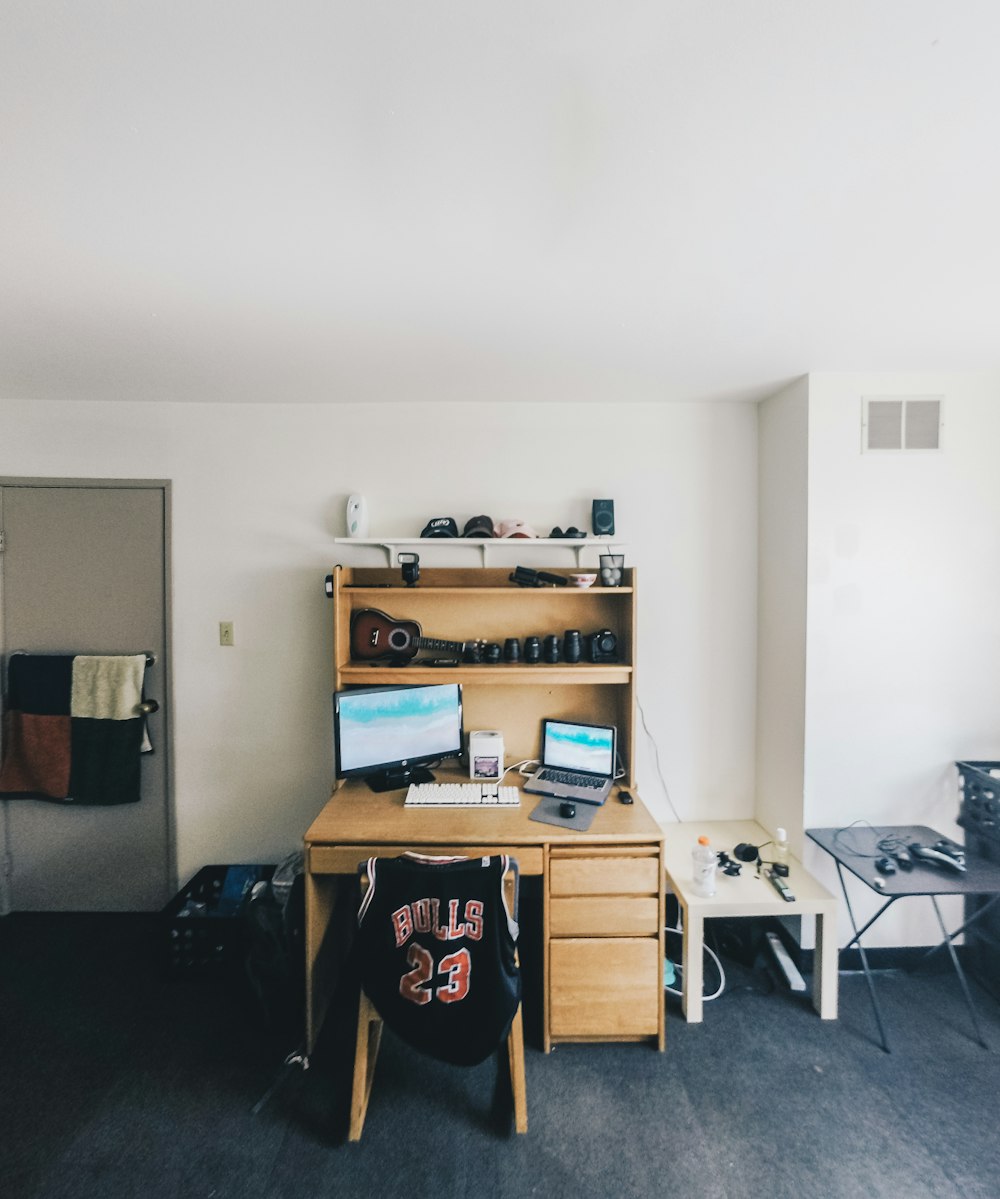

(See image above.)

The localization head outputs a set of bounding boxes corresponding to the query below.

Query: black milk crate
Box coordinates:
[956,761,1000,844]
[163,864,275,975]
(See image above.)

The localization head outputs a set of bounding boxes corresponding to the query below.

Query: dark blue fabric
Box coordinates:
[69,717,144,805]
[6,654,73,715]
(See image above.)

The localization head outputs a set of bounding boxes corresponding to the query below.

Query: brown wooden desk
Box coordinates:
[304,774,666,1055]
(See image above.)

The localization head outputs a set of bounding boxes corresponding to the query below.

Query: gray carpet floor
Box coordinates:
[3,913,999,1199]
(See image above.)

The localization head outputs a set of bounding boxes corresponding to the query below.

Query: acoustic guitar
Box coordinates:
[350,608,470,662]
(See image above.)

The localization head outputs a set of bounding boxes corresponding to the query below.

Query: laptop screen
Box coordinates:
[542,720,616,777]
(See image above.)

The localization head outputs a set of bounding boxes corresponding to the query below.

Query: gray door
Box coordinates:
[0,481,172,911]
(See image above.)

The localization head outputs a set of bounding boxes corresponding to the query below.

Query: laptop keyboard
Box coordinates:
[536,769,605,790]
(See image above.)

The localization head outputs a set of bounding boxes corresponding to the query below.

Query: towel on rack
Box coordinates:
[0,653,149,805]
[0,655,73,799]
[71,655,146,722]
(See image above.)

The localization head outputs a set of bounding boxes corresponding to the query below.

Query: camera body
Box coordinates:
[585,629,618,663]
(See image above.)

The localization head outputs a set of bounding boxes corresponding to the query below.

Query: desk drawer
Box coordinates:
[309,845,544,876]
[549,895,659,937]
[549,855,659,897]
[549,938,660,1037]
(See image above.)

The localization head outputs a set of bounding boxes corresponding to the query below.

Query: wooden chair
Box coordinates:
[349,855,527,1140]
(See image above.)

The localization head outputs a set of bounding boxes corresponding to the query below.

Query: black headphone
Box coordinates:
[733,842,760,863]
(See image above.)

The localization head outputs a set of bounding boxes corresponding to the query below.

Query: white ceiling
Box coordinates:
[3,1,999,405]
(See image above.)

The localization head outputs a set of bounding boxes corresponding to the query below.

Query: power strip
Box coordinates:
[765,931,806,992]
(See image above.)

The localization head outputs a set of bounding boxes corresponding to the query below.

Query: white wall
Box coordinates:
[0,398,758,887]
[10,379,995,947]
[802,373,1000,944]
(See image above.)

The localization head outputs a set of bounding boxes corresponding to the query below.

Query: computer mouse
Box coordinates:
[560,801,576,819]
[618,790,634,805]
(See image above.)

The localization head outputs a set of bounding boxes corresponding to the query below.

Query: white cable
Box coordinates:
[636,692,683,822]
[663,925,726,1002]
[505,759,540,783]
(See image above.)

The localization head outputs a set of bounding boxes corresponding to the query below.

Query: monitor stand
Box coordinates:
[365,765,435,793]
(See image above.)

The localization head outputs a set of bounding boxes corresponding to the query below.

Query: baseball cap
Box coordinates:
[420,516,459,538]
[463,515,495,538]
[496,519,538,539]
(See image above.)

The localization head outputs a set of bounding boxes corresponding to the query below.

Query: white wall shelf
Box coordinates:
[332,536,626,567]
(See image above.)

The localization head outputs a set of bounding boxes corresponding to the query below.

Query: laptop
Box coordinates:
[524,719,617,805]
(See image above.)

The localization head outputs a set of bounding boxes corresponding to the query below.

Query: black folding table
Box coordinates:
[807,823,1000,1052]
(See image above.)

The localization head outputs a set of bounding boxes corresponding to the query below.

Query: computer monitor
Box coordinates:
[333,683,464,792]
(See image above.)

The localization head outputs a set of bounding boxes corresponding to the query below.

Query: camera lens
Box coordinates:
[484,642,502,664]
[543,634,561,663]
[563,629,581,663]
[503,637,521,662]
[524,636,541,663]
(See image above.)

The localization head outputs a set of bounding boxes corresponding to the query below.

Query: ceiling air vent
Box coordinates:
[862,397,942,452]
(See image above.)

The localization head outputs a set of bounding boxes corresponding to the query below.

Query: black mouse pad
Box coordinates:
[528,796,598,831]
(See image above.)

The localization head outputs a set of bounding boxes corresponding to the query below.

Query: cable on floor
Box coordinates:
[663,924,726,1002]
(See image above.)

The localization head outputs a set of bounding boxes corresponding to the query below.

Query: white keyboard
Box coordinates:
[404,783,520,808]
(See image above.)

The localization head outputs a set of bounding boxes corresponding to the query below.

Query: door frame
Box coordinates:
[0,476,175,913]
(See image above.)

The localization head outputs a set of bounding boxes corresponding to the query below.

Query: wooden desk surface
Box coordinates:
[305,775,664,861]
[303,773,667,1052]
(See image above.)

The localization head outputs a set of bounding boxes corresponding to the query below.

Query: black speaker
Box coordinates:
[592,499,615,536]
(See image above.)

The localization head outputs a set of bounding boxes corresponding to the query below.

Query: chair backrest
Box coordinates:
[356,852,521,1066]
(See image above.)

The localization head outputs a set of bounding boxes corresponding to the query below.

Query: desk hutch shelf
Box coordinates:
[329,565,638,787]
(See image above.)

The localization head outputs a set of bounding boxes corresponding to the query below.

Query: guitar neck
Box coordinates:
[416,636,465,654]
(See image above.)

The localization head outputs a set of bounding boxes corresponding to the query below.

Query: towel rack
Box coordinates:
[8,650,156,666]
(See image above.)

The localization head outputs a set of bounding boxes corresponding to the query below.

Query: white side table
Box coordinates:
[662,820,839,1023]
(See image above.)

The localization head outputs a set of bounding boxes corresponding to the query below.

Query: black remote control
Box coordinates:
[765,867,796,902]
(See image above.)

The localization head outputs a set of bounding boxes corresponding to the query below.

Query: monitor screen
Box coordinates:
[334,683,464,792]
[541,719,616,777]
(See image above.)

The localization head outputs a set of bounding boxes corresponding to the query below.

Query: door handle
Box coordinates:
[138,699,159,715]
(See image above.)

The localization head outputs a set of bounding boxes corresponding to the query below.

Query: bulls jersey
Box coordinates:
[356,853,521,1066]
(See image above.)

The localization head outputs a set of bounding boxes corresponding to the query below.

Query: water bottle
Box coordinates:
[691,836,717,897]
